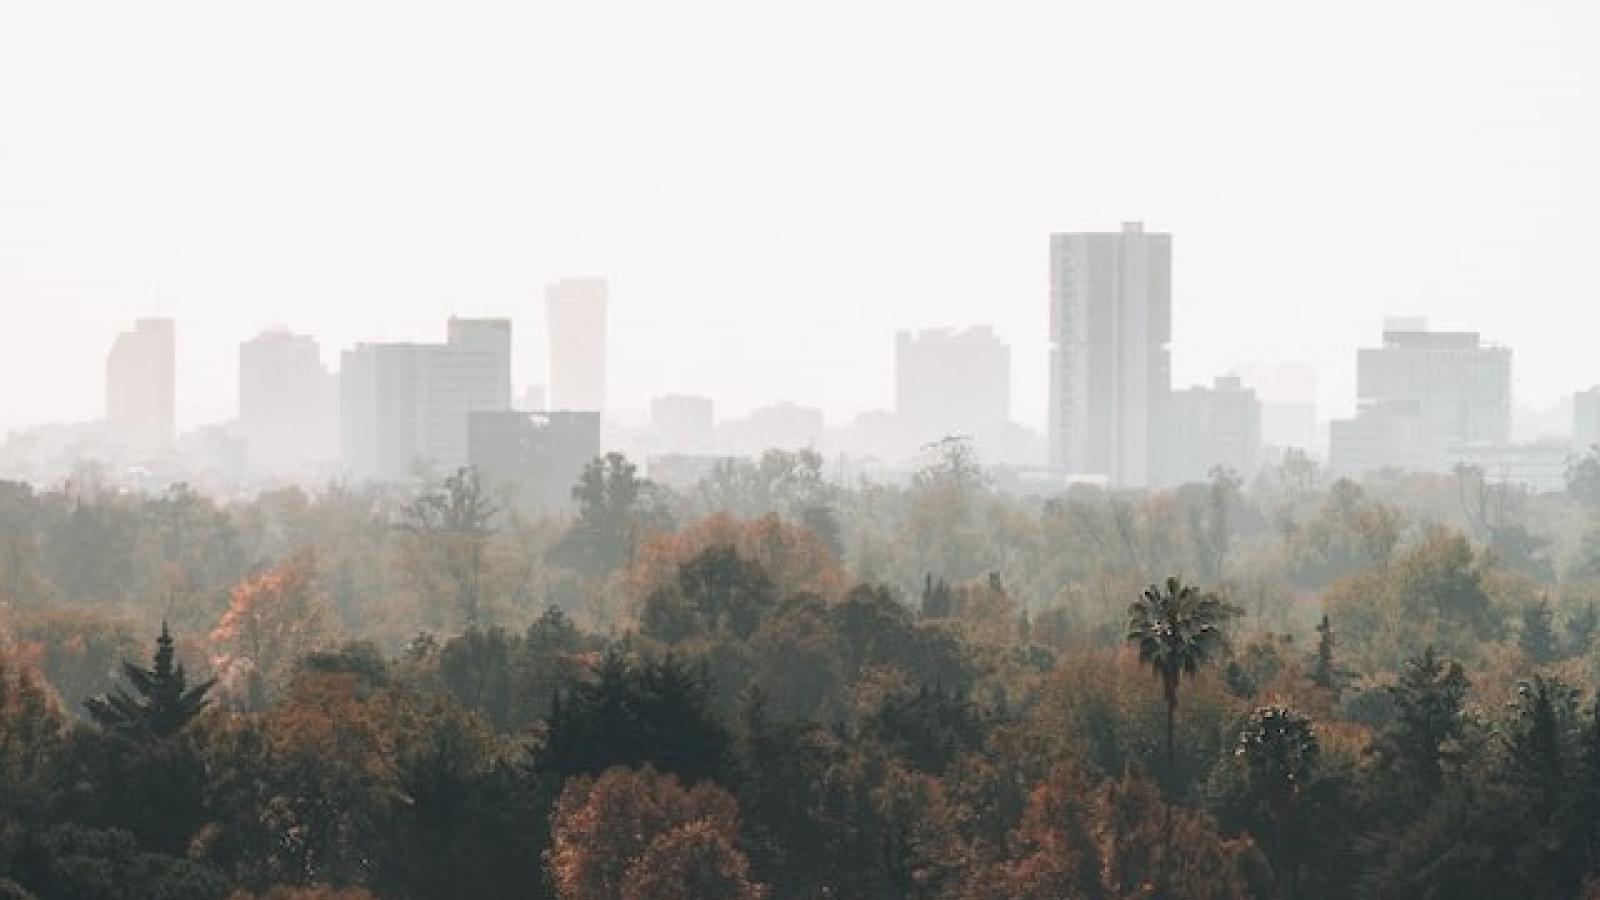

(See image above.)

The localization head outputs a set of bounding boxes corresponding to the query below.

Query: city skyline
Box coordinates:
[4,1,1598,436]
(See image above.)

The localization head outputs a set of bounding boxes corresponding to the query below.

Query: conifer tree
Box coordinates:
[83,622,214,737]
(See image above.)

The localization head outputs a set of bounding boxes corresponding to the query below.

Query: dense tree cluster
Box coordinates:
[7,448,1600,896]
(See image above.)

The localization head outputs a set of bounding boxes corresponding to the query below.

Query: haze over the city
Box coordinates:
[3,0,1598,434]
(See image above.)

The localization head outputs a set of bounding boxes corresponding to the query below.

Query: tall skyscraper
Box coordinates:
[340,317,512,480]
[545,278,608,412]
[896,326,1011,448]
[105,318,175,450]
[239,329,338,468]
[1048,222,1172,487]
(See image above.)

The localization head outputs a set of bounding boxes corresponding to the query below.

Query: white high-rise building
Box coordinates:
[239,329,338,468]
[1330,320,1511,474]
[105,318,175,450]
[1048,222,1172,487]
[340,317,511,480]
[896,326,1011,450]
[545,278,608,412]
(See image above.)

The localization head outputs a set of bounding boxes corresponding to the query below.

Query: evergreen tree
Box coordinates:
[83,623,213,737]
[1310,614,1342,698]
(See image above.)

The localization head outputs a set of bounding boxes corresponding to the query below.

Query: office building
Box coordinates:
[341,317,512,480]
[468,410,600,511]
[1048,222,1172,487]
[896,326,1011,447]
[105,318,175,450]
[1168,375,1263,483]
[238,329,338,468]
[546,278,608,412]
[1330,320,1511,474]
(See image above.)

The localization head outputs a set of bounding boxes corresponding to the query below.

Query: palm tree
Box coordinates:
[1127,576,1238,777]
[1127,576,1237,891]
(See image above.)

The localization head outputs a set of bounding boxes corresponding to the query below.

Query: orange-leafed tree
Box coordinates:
[210,552,332,709]
[547,766,763,900]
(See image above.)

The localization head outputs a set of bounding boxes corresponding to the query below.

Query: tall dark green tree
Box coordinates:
[83,622,213,737]
[1375,647,1469,796]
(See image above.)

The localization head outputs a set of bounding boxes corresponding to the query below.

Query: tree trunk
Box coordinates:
[1162,692,1176,895]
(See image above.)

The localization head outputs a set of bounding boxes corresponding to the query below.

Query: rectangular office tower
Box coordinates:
[1048,223,1172,487]
[105,318,176,450]
[896,326,1011,448]
[239,329,338,468]
[341,318,512,480]
[1330,320,1511,475]
[545,278,608,413]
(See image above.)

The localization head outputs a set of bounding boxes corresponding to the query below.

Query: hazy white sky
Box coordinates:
[2,0,1596,433]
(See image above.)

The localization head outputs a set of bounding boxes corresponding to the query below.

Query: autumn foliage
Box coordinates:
[547,766,764,900]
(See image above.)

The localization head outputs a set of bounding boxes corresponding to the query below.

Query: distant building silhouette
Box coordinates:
[239,329,338,468]
[468,409,599,511]
[896,326,1010,448]
[105,318,175,450]
[1048,222,1171,487]
[721,401,825,454]
[340,317,511,480]
[1331,320,1511,474]
[1167,375,1263,483]
[1576,386,1600,451]
[545,278,607,413]
[651,394,716,451]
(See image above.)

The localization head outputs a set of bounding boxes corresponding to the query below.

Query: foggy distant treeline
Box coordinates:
[7,442,1600,898]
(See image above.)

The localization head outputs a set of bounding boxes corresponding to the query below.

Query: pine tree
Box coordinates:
[1311,614,1342,699]
[83,622,214,737]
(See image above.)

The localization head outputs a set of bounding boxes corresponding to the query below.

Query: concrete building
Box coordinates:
[468,410,600,511]
[341,318,512,480]
[1331,321,1511,475]
[1048,222,1171,487]
[896,326,1011,449]
[721,402,826,454]
[105,318,175,450]
[1576,386,1600,450]
[651,394,716,451]
[238,329,338,468]
[545,278,608,412]
[1167,375,1263,483]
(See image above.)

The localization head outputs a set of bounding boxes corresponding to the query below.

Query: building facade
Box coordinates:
[105,318,175,450]
[895,326,1011,449]
[239,329,338,468]
[1167,375,1263,483]
[340,318,512,480]
[468,410,600,511]
[545,278,608,413]
[1048,222,1172,487]
[1331,321,1511,475]
[651,394,716,451]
